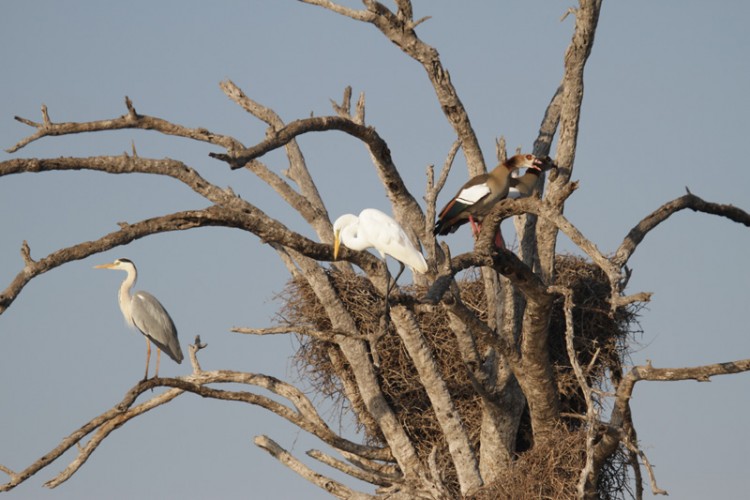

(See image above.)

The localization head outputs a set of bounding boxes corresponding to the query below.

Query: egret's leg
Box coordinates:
[155,348,162,378]
[390,261,406,296]
[382,260,405,322]
[382,257,393,320]
[143,338,152,380]
[374,257,398,365]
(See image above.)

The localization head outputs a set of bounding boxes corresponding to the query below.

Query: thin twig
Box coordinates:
[621,435,668,496]
[231,325,371,341]
[549,285,598,498]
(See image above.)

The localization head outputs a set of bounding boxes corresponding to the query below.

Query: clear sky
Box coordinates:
[1,2,749,499]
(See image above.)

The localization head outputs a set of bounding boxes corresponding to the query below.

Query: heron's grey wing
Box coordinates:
[131,291,184,363]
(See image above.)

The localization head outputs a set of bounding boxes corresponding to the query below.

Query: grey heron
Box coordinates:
[94,258,183,379]
[333,209,428,317]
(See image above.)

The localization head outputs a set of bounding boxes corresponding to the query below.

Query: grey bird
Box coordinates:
[95,258,183,379]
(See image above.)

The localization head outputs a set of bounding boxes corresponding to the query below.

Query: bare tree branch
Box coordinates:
[301,0,486,176]
[232,325,372,342]
[298,0,375,22]
[615,358,750,415]
[0,359,398,492]
[219,79,334,240]
[0,202,342,315]
[549,285,598,499]
[213,114,392,171]
[516,84,564,269]
[0,155,239,213]
[211,113,427,242]
[254,436,376,500]
[621,434,668,496]
[480,195,656,313]
[390,307,482,494]
[424,140,461,262]
[6,97,244,154]
[613,191,750,268]
[42,387,185,489]
[291,255,428,482]
[537,0,602,282]
[307,449,394,487]
[338,449,401,480]
[0,385,184,492]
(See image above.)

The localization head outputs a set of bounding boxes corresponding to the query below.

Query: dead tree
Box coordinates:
[1,1,749,498]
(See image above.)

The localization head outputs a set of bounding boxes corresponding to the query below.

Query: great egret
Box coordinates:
[333,208,428,314]
[433,153,544,247]
[94,258,183,379]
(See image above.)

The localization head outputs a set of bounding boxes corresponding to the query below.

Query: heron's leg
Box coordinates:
[155,348,162,378]
[143,338,152,380]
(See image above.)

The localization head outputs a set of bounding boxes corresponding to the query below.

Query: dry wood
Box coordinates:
[2,2,749,498]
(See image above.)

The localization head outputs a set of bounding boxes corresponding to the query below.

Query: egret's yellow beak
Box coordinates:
[94,262,116,270]
[333,231,341,260]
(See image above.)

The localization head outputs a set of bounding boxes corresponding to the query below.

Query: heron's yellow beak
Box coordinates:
[333,231,341,260]
[94,262,116,270]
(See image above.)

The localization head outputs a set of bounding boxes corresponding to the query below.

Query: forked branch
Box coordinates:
[7,97,243,154]
[0,342,390,492]
[613,191,750,268]
[0,203,340,315]
[300,0,486,176]
[255,436,376,500]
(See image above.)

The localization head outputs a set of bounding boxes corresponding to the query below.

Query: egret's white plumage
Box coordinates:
[95,258,183,379]
[333,209,427,317]
[333,208,428,274]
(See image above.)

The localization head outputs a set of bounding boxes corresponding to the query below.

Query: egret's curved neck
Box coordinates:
[118,266,137,326]
[341,223,370,252]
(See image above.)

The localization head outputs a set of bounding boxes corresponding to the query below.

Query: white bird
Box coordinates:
[95,258,183,379]
[333,209,428,313]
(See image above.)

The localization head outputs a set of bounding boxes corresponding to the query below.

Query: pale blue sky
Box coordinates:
[1,2,749,499]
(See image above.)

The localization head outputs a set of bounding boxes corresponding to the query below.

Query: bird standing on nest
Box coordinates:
[433,153,544,247]
[95,258,183,379]
[333,208,428,317]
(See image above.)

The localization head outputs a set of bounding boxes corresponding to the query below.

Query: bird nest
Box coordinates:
[278,254,642,498]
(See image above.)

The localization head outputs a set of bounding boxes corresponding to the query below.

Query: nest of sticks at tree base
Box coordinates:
[280,254,642,498]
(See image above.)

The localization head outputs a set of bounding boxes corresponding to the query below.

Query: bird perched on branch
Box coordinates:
[508,155,558,199]
[333,209,428,315]
[94,258,183,379]
[433,153,544,247]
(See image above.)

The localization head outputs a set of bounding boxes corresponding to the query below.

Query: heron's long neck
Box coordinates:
[118,268,137,326]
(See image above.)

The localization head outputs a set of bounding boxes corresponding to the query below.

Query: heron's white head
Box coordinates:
[94,258,137,273]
